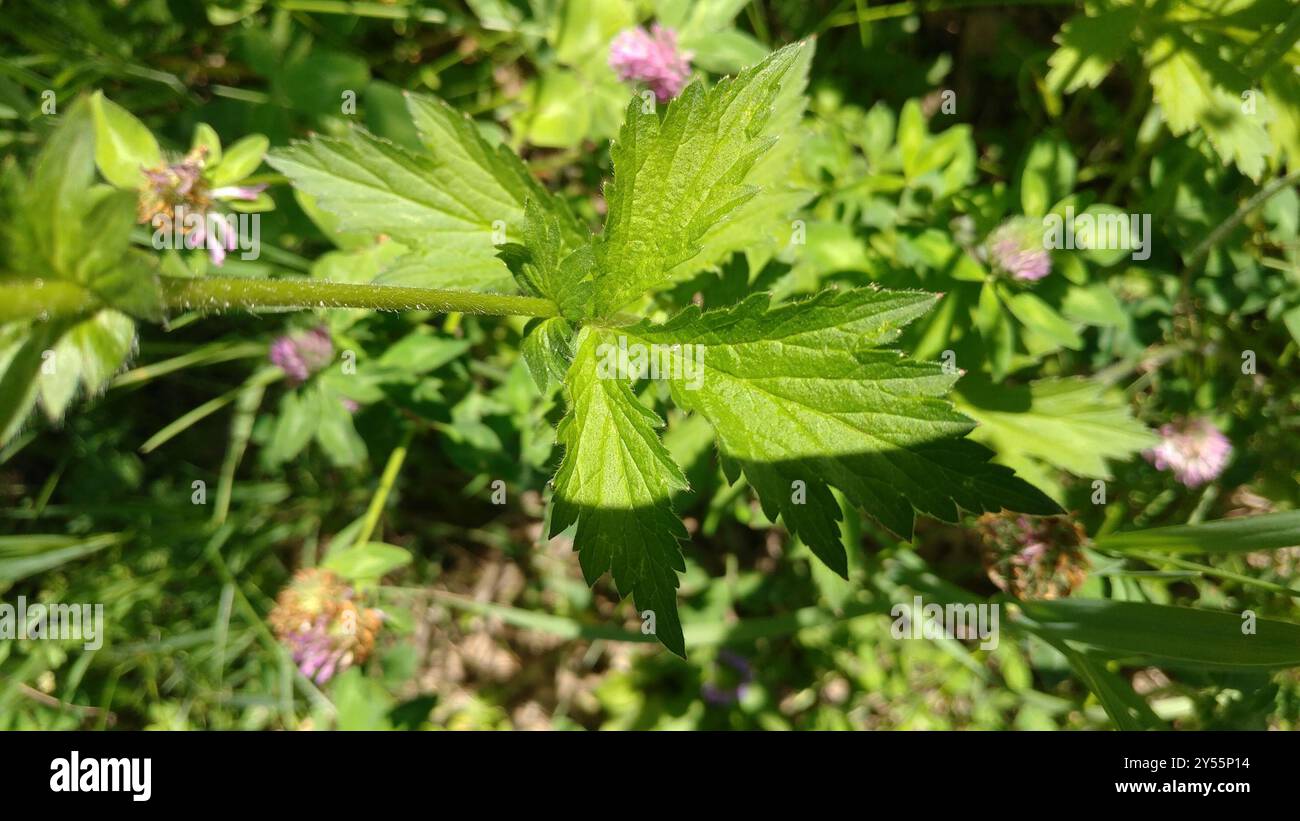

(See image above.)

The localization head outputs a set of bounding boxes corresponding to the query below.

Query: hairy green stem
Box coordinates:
[0,276,559,325]
[159,277,558,317]
[0,280,100,323]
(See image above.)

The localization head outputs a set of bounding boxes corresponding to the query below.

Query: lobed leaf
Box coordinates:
[267,92,582,293]
[550,327,689,656]
[592,41,811,316]
[621,288,1060,576]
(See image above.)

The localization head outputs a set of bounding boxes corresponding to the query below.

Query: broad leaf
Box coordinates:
[1045,8,1141,95]
[495,198,593,320]
[324,542,413,583]
[622,288,1060,575]
[592,41,811,316]
[0,99,148,445]
[550,327,689,656]
[267,92,581,293]
[665,38,815,282]
[1145,32,1270,180]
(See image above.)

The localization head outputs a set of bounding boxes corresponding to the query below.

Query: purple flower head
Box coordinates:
[186,212,239,266]
[975,513,1090,600]
[284,616,353,684]
[985,219,1052,282]
[137,145,265,268]
[1145,417,1233,488]
[268,569,384,685]
[608,24,692,103]
[269,326,334,385]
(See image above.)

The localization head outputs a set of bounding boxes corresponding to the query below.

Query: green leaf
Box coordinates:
[622,288,1059,574]
[38,309,136,420]
[1145,33,1270,180]
[1019,135,1076,218]
[0,100,157,445]
[314,381,367,467]
[1047,637,1164,730]
[592,41,811,316]
[522,69,593,149]
[1018,599,1300,669]
[554,0,635,65]
[1263,67,1300,173]
[687,30,771,75]
[1095,510,1300,555]
[266,387,321,466]
[896,99,927,179]
[191,122,223,165]
[670,38,815,282]
[1060,281,1127,326]
[521,316,574,393]
[268,93,578,294]
[0,321,68,446]
[551,327,689,656]
[0,309,136,440]
[90,91,161,189]
[1285,305,1300,345]
[330,667,395,730]
[19,99,98,278]
[1003,290,1083,351]
[1045,9,1141,95]
[659,0,750,38]
[208,134,267,187]
[323,541,413,582]
[955,377,1156,494]
[375,332,471,374]
[494,198,591,319]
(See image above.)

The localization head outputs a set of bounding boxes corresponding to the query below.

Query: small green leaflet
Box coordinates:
[268,93,581,293]
[495,199,593,320]
[618,288,1059,580]
[955,376,1156,501]
[520,316,575,393]
[592,41,811,316]
[550,327,689,656]
[1045,8,1141,95]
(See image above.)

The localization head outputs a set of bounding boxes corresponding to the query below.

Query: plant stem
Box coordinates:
[1116,550,1300,600]
[1185,171,1300,274]
[355,428,414,546]
[159,277,559,318]
[0,276,559,325]
[275,0,448,24]
[0,280,99,324]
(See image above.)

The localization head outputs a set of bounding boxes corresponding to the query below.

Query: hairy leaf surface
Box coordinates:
[268,93,581,292]
[550,328,689,656]
[592,42,810,316]
[623,289,1060,574]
